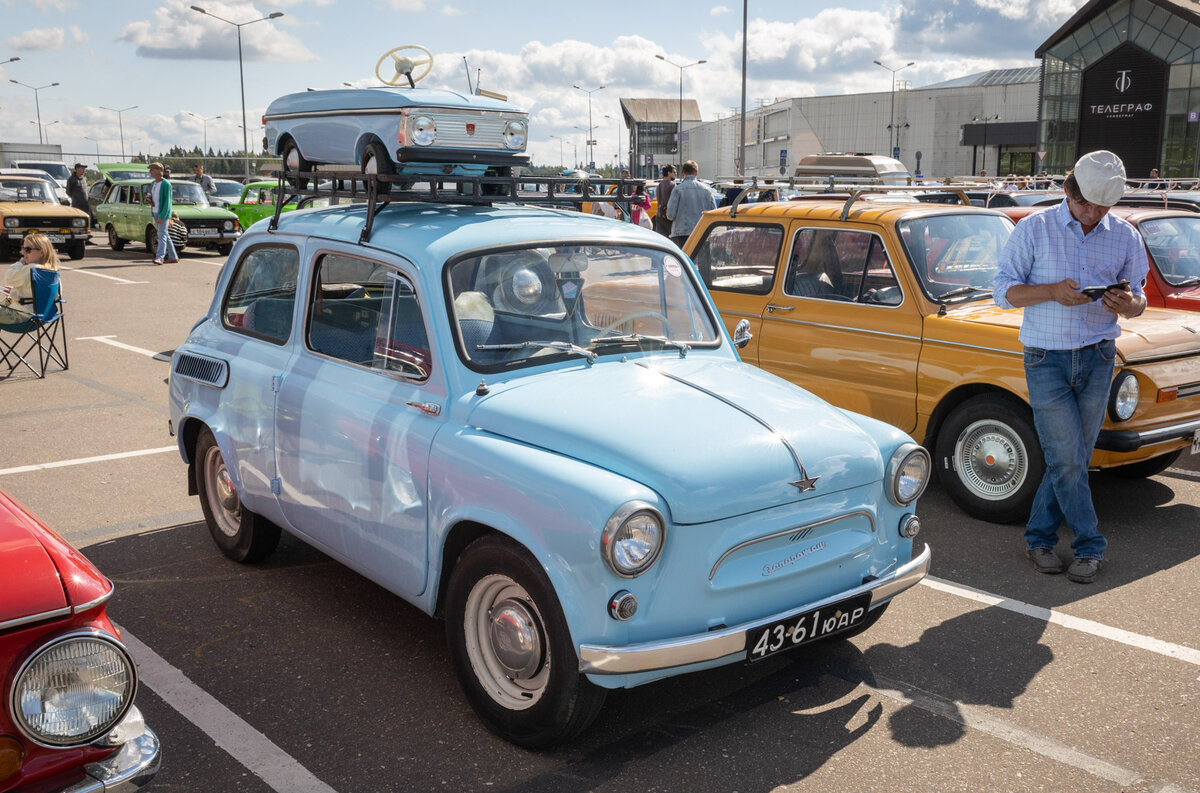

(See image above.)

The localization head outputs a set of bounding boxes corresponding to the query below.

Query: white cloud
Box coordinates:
[69,24,87,45]
[30,0,75,10]
[117,0,315,63]
[711,5,731,15]
[7,26,66,51]
[442,4,462,15]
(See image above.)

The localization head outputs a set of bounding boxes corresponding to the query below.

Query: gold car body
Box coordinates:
[0,175,91,261]
[687,198,1200,521]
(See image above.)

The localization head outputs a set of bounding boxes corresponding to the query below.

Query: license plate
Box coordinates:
[1192,429,1200,455]
[43,234,65,243]
[192,227,218,235]
[747,593,873,661]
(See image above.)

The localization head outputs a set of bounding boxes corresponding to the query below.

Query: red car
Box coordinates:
[1002,205,1200,311]
[0,488,159,792]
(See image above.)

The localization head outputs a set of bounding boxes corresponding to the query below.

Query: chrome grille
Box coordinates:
[1179,382,1200,399]
[429,112,525,151]
[173,353,228,387]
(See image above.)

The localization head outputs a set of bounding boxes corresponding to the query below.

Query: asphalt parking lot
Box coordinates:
[2,235,1199,793]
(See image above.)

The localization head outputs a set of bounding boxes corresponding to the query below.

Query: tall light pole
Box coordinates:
[83,135,100,160]
[572,84,604,171]
[10,79,59,144]
[100,104,137,161]
[873,59,914,158]
[548,134,564,169]
[30,119,58,143]
[190,5,284,180]
[188,111,221,167]
[604,113,622,171]
[972,114,1001,176]
[655,54,706,172]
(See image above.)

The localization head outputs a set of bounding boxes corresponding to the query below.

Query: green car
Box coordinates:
[96,178,242,255]
[228,180,298,230]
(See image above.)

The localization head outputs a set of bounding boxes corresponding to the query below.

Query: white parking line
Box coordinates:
[76,335,172,361]
[0,446,177,476]
[59,265,147,284]
[922,576,1200,667]
[120,629,339,793]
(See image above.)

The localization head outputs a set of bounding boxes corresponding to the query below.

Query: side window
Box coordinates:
[222,246,300,343]
[306,254,431,380]
[785,229,901,306]
[690,223,783,294]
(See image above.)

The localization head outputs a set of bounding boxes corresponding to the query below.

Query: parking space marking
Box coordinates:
[120,629,339,793]
[60,265,147,284]
[76,335,172,361]
[0,446,177,476]
[922,576,1200,666]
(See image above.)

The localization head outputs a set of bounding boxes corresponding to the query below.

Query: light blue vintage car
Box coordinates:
[167,189,931,747]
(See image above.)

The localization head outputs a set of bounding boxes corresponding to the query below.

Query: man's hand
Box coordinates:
[1050,278,1092,306]
[1100,282,1143,318]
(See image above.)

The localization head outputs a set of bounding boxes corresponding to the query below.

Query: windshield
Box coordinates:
[105,169,148,182]
[170,181,209,205]
[17,162,69,181]
[1139,216,1200,287]
[898,213,1015,301]
[448,244,721,370]
[0,179,56,202]
[213,181,243,198]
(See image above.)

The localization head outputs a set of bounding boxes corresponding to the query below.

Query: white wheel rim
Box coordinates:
[203,444,241,537]
[463,574,549,711]
[953,418,1029,501]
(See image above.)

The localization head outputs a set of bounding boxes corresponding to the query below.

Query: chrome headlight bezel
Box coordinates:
[410,115,437,146]
[70,217,88,228]
[600,501,665,578]
[3,218,19,228]
[10,629,138,748]
[1108,370,1139,422]
[887,443,931,506]
[502,120,528,151]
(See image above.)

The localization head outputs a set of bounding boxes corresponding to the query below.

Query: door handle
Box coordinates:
[766,304,795,312]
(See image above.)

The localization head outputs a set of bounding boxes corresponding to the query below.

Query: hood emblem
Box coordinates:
[791,471,820,492]
[465,123,476,136]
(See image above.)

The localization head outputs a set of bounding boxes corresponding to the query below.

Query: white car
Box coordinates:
[0,167,70,205]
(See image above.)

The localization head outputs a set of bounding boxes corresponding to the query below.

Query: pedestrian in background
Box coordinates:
[66,163,96,229]
[191,163,216,194]
[653,164,676,237]
[664,160,715,247]
[147,162,178,265]
[992,150,1147,584]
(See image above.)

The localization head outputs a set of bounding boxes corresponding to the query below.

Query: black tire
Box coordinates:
[281,138,311,189]
[481,166,512,197]
[361,140,393,195]
[1105,449,1183,479]
[445,534,606,748]
[934,394,1044,524]
[216,242,233,256]
[145,225,158,256]
[66,241,85,260]
[107,224,125,252]
[195,427,282,563]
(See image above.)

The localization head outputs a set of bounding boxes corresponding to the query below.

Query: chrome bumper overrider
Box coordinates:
[61,724,160,793]
[1096,418,1200,453]
[578,544,931,675]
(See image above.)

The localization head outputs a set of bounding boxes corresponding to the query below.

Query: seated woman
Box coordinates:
[0,233,60,325]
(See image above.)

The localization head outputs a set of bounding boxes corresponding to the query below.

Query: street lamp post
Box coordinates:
[187,112,222,168]
[972,114,1001,176]
[100,104,137,161]
[655,55,706,172]
[83,135,100,160]
[30,120,58,143]
[190,5,284,180]
[548,134,564,169]
[873,59,914,158]
[603,113,621,171]
[10,79,60,144]
[572,84,604,171]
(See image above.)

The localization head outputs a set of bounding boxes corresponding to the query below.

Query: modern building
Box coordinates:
[619,98,701,179]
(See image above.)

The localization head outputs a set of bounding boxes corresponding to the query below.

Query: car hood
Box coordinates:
[944,302,1200,363]
[465,356,884,524]
[0,200,83,216]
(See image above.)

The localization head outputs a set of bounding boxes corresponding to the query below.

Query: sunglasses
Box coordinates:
[21,246,36,252]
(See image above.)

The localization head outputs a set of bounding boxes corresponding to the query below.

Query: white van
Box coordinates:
[793,153,911,185]
[10,160,72,188]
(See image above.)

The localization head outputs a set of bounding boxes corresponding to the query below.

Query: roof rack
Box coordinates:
[712,178,974,220]
[266,170,647,244]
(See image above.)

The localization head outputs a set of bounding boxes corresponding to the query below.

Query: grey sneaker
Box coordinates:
[1067,557,1102,584]
[1027,547,1065,574]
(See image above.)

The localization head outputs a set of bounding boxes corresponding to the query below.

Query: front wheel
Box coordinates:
[107,224,125,251]
[935,394,1044,524]
[361,140,393,195]
[145,225,158,256]
[445,535,605,748]
[66,241,85,260]
[216,242,233,256]
[194,427,281,563]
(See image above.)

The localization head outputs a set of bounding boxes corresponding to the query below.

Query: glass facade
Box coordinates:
[1040,0,1200,176]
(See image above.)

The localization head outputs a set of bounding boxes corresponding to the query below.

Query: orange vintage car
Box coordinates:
[686,196,1200,523]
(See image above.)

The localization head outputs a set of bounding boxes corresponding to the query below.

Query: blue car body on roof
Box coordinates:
[167,194,931,747]
[264,87,530,178]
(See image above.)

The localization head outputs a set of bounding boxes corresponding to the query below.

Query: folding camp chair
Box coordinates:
[0,267,68,378]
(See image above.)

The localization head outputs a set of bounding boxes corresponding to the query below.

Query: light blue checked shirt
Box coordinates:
[993,200,1147,349]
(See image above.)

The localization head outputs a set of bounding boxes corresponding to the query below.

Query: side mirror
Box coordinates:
[733,318,753,349]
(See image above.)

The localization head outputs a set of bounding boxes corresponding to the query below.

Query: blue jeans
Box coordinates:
[1023,340,1116,559]
[155,217,177,261]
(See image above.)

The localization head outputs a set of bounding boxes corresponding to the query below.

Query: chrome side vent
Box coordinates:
[173,353,229,388]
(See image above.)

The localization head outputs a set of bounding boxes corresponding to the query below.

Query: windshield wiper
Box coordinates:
[937,285,993,301]
[589,333,691,355]
[477,340,597,363]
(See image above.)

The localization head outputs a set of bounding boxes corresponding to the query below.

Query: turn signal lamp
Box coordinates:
[1157,387,1178,403]
[0,736,24,784]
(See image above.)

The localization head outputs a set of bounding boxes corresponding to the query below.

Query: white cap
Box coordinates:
[1073,150,1126,206]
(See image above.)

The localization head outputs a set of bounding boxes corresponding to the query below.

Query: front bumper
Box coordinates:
[185,230,240,243]
[1096,417,1200,453]
[2,229,89,245]
[578,544,931,675]
[60,722,160,793]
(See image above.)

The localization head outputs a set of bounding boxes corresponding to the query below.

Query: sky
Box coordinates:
[0,0,1083,170]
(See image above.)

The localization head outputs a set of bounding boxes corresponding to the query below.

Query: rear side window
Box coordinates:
[222,246,300,343]
[690,222,784,294]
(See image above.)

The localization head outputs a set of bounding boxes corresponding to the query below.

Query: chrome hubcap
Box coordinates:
[955,419,1028,500]
[204,445,241,537]
[463,574,549,710]
[488,598,543,679]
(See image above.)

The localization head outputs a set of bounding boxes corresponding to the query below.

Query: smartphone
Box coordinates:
[1081,282,1129,300]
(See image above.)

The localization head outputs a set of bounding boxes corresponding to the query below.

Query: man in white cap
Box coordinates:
[992,150,1147,584]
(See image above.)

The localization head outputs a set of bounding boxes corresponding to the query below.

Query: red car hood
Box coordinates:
[0,489,110,624]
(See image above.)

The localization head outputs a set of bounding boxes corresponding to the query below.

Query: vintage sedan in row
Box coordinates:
[0,175,90,261]
[169,178,931,747]
[686,195,1200,523]
[225,180,298,230]
[97,179,241,256]
[0,487,159,791]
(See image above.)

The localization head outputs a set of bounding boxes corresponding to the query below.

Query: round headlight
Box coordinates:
[510,267,543,305]
[411,115,437,146]
[11,632,136,747]
[223,220,233,231]
[503,120,528,150]
[71,218,87,228]
[887,444,931,506]
[601,502,665,577]
[1109,371,1139,422]
[3,218,18,228]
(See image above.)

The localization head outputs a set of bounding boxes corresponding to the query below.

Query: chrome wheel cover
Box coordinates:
[953,418,1029,501]
[463,574,549,710]
[203,444,241,538]
[284,145,301,172]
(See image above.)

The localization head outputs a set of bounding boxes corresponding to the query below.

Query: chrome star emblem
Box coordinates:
[791,471,819,491]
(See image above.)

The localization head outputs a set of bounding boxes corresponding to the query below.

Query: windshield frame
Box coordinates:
[895,211,1015,304]
[168,180,210,206]
[0,179,57,203]
[1139,215,1200,288]
[443,239,725,374]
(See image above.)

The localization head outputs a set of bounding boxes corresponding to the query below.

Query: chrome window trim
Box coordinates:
[708,509,876,581]
[922,338,1024,356]
[761,315,922,342]
[0,607,71,632]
